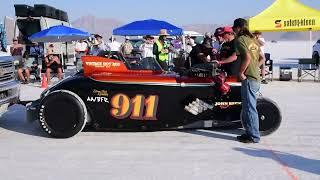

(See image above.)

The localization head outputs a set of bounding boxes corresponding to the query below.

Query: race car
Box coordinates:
[27,52,281,138]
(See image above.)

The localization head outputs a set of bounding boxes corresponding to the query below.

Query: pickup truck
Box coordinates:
[0,52,20,115]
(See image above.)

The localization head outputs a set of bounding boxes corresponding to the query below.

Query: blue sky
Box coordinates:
[1,0,319,25]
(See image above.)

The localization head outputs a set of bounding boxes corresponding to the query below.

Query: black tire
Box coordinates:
[39,90,88,138]
[257,97,282,136]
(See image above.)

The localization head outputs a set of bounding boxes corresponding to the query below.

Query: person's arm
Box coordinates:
[219,52,237,64]
[153,43,159,55]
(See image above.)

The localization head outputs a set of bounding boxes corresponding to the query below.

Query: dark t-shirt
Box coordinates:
[189,44,213,66]
[219,39,240,76]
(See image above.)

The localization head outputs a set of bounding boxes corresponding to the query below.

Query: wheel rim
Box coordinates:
[257,101,280,133]
[44,97,81,134]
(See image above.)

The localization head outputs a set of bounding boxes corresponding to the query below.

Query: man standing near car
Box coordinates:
[216,26,240,77]
[233,18,262,143]
[153,29,170,71]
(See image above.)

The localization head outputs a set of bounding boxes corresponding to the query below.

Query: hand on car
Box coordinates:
[239,73,247,81]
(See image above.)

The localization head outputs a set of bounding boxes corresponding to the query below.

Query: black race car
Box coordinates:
[27,53,281,138]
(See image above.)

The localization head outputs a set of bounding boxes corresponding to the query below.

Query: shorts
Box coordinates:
[48,62,62,73]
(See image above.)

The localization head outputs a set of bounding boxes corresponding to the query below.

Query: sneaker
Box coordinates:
[261,79,268,84]
[236,134,258,143]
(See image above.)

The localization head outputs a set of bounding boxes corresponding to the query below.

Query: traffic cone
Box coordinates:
[41,74,48,88]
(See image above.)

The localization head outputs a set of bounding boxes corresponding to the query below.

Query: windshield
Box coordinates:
[129,39,144,49]
[124,56,162,71]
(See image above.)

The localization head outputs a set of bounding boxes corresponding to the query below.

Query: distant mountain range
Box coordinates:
[72,15,320,41]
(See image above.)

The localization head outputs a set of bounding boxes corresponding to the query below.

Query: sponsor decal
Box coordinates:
[215,102,241,109]
[39,105,52,134]
[93,89,108,97]
[275,18,316,28]
[275,20,282,28]
[87,96,109,103]
[85,61,121,68]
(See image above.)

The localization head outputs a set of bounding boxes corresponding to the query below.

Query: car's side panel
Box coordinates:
[51,76,242,130]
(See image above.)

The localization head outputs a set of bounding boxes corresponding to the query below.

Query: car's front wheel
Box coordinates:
[38,90,88,138]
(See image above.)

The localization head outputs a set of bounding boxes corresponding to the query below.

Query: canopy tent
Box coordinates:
[249,0,320,32]
[29,25,90,68]
[29,25,90,42]
[113,19,183,36]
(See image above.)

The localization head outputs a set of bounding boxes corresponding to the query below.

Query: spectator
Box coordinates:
[10,38,29,83]
[139,35,154,58]
[253,31,268,84]
[217,26,240,77]
[45,44,63,84]
[189,37,215,70]
[153,29,170,70]
[186,37,196,54]
[233,18,262,143]
[120,36,133,56]
[213,27,225,54]
[75,39,88,62]
[106,36,121,52]
[29,42,43,81]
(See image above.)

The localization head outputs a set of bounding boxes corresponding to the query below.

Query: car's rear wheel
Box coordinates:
[39,90,87,138]
[257,97,282,136]
[240,97,282,136]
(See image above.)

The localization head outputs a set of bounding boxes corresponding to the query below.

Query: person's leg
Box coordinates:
[57,68,63,80]
[240,79,251,134]
[25,68,30,82]
[46,68,51,84]
[245,79,261,142]
[260,56,268,84]
[17,68,25,82]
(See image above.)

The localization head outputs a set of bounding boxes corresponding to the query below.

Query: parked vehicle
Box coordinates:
[0,52,20,115]
[27,52,282,138]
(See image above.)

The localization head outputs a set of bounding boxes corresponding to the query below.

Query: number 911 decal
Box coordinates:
[110,94,159,120]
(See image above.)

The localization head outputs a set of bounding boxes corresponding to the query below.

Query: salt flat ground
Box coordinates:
[0,80,319,180]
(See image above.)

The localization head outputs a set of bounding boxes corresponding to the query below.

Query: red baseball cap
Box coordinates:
[223,26,234,34]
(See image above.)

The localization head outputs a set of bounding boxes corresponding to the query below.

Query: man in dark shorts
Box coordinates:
[217,26,240,77]
[45,54,63,84]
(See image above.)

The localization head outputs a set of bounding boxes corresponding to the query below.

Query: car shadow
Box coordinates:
[0,104,49,138]
[179,128,243,141]
[234,147,320,175]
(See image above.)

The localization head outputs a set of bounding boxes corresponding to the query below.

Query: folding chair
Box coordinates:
[264,53,273,81]
[297,58,319,82]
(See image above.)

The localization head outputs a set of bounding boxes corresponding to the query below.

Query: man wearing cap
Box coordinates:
[233,18,262,143]
[217,26,240,77]
[212,27,225,54]
[153,29,170,71]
